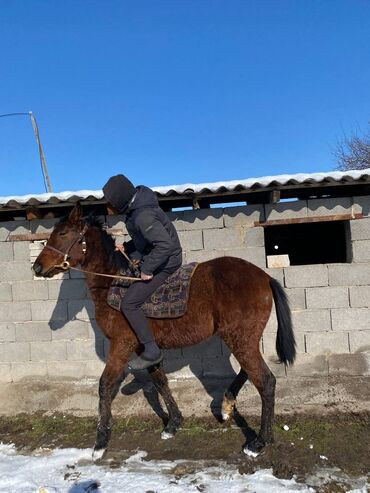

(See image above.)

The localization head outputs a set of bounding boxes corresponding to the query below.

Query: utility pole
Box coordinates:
[0,111,52,193]
[28,112,52,193]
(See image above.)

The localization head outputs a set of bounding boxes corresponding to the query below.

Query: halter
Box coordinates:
[43,222,141,282]
[44,224,89,270]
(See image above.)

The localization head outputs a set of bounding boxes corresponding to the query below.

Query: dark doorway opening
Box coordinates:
[264,221,348,265]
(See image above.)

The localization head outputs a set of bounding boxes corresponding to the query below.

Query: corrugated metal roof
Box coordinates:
[1,169,369,209]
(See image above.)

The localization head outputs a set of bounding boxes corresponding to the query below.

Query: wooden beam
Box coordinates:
[255,213,363,227]
[8,227,125,242]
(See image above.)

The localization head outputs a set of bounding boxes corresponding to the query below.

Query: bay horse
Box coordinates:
[33,204,296,459]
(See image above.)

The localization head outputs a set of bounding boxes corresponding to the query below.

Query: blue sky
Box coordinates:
[1,0,370,196]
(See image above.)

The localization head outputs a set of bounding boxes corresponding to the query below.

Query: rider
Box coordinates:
[103,174,182,370]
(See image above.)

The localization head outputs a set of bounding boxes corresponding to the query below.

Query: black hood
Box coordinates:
[129,185,159,212]
[103,174,136,213]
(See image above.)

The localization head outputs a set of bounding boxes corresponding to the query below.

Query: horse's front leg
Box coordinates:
[93,344,131,460]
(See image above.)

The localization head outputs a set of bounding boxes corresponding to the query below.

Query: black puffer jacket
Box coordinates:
[123,186,182,276]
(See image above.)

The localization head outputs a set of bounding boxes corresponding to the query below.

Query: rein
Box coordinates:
[44,225,142,282]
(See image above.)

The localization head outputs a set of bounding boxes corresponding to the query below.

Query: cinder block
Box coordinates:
[353,195,370,217]
[202,356,237,378]
[267,254,290,269]
[349,330,370,352]
[0,342,30,362]
[0,283,12,302]
[226,247,266,268]
[264,268,284,285]
[12,281,49,301]
[182,336,223,359]
[15,322,51,342]
[31,300,67,321]
[350,286,370,307]
[285,265,328,288]
[350,218,370,240]
[265,200,308,221]
[184,250,224,263]
[66,339,103,360]
[50,320,91,340]
[182,208,223,230]
[11,362,48,381]
[85,359,106,377]
[292,310,331,332]
[305,331,349,354]
[47,279,87,300]
[0,302,31,322]
[0,323,15,342]
[352,240,370,262]
[265,309,277,333]
[166,211,185,231]
[0,243,13,261]
[203,228,242,250]
[0,262,33,281]
[286,288,306,310]
[306,286,349,309]
[67,299,95,320]
[13,241,30,261]
[163,360,203,380]
[286,354,328,377]
[30,219,59,233]
[223,205,265,227]
[105,215,128,234]
[0,364,12,383]
[331,308,370,331]
[244,227,264,247]
[307,197,352,217]
[328,353,370,376]
[30,341,67,361]
[328,264,370,286]
[47,361,87,379]
[0,220,30,241]
[178,230,203,251]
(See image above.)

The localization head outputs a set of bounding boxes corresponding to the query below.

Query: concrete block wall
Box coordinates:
[0,194,369,414]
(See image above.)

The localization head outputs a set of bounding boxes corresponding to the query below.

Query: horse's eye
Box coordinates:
[59,231,67,237]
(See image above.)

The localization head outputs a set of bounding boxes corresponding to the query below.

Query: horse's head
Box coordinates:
[33,203,88,278]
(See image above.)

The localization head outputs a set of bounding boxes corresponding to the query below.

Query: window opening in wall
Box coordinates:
[264,220,348,266]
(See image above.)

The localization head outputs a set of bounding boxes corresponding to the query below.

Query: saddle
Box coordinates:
[107,263,198,318]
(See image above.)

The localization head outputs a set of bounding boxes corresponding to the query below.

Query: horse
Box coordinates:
[33,203,296,459]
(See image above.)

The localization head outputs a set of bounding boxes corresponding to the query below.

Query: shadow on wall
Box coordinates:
[48,277,245,421]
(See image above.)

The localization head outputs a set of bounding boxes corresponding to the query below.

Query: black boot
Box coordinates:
[128,341,163,370]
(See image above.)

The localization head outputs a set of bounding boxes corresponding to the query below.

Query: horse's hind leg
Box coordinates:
[221,369,248,421]
[148,364,183,439]
[225,340,276,453]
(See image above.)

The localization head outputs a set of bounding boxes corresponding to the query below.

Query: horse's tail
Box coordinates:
[269,278,296,366]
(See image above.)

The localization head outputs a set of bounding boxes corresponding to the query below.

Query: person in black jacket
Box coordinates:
[103,174,182,370]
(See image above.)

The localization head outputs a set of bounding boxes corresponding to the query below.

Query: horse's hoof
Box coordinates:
[92,448,106,461]
[243,446,259,458]
[161,430,174,440]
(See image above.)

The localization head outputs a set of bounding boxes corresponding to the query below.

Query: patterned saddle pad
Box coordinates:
[107,263,198,318]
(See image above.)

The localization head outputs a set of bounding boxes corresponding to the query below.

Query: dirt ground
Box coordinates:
[0,411,369,492]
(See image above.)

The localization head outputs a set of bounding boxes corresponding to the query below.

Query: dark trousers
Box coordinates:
[120,271,171,344]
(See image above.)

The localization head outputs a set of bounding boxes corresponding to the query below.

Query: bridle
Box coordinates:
[43,223,141,282]
[44,224,89,271]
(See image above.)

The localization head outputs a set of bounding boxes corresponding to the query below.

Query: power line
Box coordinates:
[0,111,52,193]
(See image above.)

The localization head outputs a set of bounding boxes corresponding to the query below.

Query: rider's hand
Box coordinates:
[115,244,125,253]
[141,272,153,281]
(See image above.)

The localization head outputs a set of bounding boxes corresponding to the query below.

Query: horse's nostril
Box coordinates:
[33,262,42,275]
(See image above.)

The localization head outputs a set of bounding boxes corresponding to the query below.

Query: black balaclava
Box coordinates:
[103,174,136,213]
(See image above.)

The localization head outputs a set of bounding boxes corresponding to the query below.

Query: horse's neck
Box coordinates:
[81,230,118,298]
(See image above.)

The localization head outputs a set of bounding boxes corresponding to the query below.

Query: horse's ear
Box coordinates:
[68,202,83,223]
